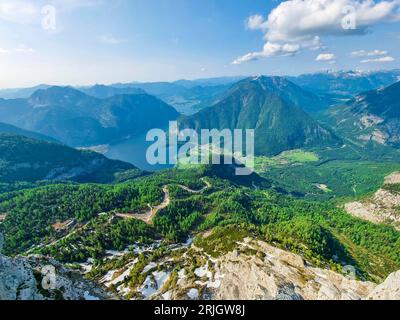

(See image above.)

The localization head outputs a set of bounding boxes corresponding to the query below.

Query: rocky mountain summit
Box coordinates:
[169,239,400,300]
[212,240,374,300]
[1,238,400,301]
[77,235,400,301]
[0,254,115,300]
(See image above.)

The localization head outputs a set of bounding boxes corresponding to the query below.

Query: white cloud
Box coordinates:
[233,41,300,64]
[265,0,400,43]
[15,45,35,53]
[97,34,123,44]
[361,56,395,63]
[351,49,388,56]
[234,0,400,64]
[0,45,35,54]
[246,14,267,30]
[316,53,336,61]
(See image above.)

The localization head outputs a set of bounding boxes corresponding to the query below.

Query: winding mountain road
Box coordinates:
[177,177,211,194]
[115,178,211,224]
[115,185,170,224]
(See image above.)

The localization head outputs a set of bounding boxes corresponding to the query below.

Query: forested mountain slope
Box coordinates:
[179,76,341,156]
[326,81,400,148]
[0,133,138,183]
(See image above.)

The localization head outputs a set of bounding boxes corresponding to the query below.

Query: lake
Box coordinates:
[106,134,174,172]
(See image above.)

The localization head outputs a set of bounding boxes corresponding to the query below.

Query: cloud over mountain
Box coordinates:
[316,53,336,61]
[361,56,395,63]
[351,49,388,57]
[233,0,400,64]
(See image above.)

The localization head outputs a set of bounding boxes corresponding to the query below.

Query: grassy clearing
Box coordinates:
[263,161,400,200]
[280,150,319,163]
[254,150,319,173]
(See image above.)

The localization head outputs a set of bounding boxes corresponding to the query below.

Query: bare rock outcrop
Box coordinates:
[345,173,400,230]
[0,254,115,300]
[213,240,375,300]
[367,271,400,300]
[156,237,400,301]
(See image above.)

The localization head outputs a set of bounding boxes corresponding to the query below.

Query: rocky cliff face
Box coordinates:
[345,172,400,230]
[199,239,400,300]
[0,254,115,300]
[149,238,400,301]
[212,240,374,300]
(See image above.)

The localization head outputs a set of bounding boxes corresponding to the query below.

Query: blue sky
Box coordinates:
[0,0,399,88]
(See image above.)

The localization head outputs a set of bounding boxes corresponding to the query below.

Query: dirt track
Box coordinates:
[115,178,211,224]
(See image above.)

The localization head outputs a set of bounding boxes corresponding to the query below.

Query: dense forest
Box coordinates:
[1,165,399,282]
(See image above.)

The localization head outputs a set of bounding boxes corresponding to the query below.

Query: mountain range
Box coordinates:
[0,86,179,147]
[0,71,398,162]
[1,71,398,116]
[326,81,400,149]
[112,81,233,114]
[0,78,242,115]
[289,70,400,101]
[0,84,51,99]
[179,76,341,156]
[79,84,146,99]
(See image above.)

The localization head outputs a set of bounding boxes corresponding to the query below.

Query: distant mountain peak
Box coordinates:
[303,69,400,79]
[30,85,84,97]
[179,75,340,156]
[227,75,327,113]
[252,74,263,81]
[80,84,147,99]
[246,75,292,85]
[29,86,93,108]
